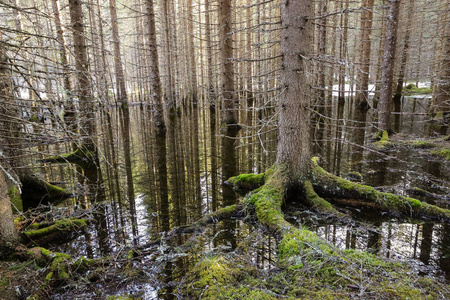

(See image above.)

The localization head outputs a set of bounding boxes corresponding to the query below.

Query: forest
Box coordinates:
[0,0,449,299]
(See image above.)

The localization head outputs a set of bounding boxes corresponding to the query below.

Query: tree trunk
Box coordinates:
[0,168,19,258]
[68,0,96,152]
[145,0,164,128]
[432,16,450,122]
[187,0,198,106]
[219,0,237,126]
[378,0,401,134]
[52,0,76,132]
[277,0,313,184]
[355,0,375,111]
[393,0,414,113]
[109,0,127,106]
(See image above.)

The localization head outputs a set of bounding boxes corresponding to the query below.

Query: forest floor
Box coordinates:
[0,260,44,299]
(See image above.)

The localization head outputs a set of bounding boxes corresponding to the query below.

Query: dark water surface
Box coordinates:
[34,96,449,297]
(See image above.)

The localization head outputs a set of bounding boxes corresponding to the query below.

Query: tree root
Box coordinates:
[309,157,450,221]
[19,175,72,211]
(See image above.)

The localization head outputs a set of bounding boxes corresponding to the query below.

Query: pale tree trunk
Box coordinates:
[393,0,414,107]
[145,0,164,128]
[51,0,75,126]
[432,16,450,122]
[338,0,349,102]
[109,0,127,106]
[0,36,19,255]
[219,0,237,126]
[205,0,215,106]
[160,0,175,110]
[68,0,96,152]
[378,0,401,133]
[187,0,198,106]
[0,168,19,258]
[355,0,375,111]
[277,0,313,184]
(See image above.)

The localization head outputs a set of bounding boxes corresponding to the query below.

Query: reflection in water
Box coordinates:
[44,95,449,287]
[308,220,446,278]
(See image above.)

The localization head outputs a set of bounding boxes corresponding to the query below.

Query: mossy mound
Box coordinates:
[182,255,277,299]
[403,84,432,95]
[373,130,391,149]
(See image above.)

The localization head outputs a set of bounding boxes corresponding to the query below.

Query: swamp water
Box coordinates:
[27,96,449,298]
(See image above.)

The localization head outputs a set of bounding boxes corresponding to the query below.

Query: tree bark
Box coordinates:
[109,0,127,106]
[187,0,198,106]
[145,0,165,128]
[355,0,375,111]
[276,0,313,184]
[52,0,75,131]
[378,0,401,133]
[0,168,19,258]
[432,16,450,122]
[219,0,237,125]
[68,0,96,152]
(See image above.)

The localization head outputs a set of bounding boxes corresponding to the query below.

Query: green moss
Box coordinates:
[72,256,96,272]
[410,140,436,149]
[374,130,390,148]
[8,186,22,213]
[184,255,276,300]
[228,173,265,193]
[106,296,135,300]
[431,148,450,160]
[42,147,97,166]
[310,158,450,220]
[407,198,422,208]
[23,218,87,240]
[303,181,338,214]
[403,84,432,95]
[14,216,25,227]
[43,181,68,198]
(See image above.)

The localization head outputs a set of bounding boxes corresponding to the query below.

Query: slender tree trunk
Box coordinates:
[277,0,313,184]
[378,0,401,133]
[355,0,375,111]
[68,0,96,151]
[51,0,76,131]
[219,0,237,126]
[187,0,198,105]
[145,0,164,128]
[393,0,414,107]
[160,0,176,111]
[109,0,127,106]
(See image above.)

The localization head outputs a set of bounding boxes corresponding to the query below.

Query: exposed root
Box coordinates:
[310,157,450,221]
